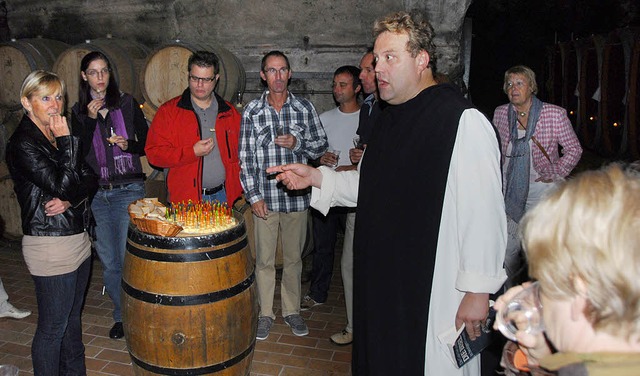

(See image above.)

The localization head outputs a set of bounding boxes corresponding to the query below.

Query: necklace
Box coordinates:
[518,111,527,117]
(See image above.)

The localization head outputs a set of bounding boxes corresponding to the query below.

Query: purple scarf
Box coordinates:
[91,108,134,181]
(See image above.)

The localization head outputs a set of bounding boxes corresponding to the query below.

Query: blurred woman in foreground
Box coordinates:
[6,70,97,374]
[494,164,640,375]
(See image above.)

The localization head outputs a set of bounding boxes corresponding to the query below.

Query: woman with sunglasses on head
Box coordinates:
[70,51,148,340]
[6,70,98,374]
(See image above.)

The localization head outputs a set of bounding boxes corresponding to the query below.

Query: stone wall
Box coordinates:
[3,0,472,113]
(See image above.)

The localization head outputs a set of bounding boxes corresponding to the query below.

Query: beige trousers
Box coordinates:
[254,210,308,319]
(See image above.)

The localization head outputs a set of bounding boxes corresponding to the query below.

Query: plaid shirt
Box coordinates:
[239,91,328,212]
[493,102,582,180]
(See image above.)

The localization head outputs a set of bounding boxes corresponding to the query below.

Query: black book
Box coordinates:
[438,307,496,368]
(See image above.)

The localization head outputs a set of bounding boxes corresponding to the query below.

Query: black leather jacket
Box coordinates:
[6,115,98,236]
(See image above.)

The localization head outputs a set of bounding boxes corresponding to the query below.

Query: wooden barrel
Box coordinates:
[0,161,22,239]
[52,37,150,108]
[122,214,257,376]
[0,38,69,110]
[140,41,246,119]
[559,42,578,129]
[543,45,562,106]
[628,36,640,159]
[575,37,600,148]
[599,32,626,157]
[0,108,22,161]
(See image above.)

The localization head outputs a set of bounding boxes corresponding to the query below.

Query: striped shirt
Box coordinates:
[239,91,328,212]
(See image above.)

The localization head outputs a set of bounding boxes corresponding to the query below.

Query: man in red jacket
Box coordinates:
[146,50,242,206]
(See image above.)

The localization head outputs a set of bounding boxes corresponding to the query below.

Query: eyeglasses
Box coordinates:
[263,67,289,76]
[506,80,527,90]
[189,75,217,84]
[85,68,110,77]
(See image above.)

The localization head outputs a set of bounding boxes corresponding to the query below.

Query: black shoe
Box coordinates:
[109,322,124,339]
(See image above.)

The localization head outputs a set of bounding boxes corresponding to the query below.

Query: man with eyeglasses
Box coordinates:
[146,50,243,207]
[239,50,328,340]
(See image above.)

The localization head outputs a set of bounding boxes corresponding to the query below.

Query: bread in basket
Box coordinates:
[128,198,183,237]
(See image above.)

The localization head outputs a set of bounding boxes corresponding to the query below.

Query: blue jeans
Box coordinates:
[92,182,145,322]
[202,185,227,205]
[31,257,91,376]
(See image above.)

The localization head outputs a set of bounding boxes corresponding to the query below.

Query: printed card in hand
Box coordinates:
[437,307,496,368]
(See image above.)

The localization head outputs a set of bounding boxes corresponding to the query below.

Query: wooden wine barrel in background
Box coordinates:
[543,44,562,106]
[559,42,578,130]
[122,215,257,376]
[0,111,22,239]
[575,37,600,148]
[53,36,150,108]
[628,36,640,159]
[599,31,626,157]
[0,38,69,110]
[0,161,22,239]
[140,41,246,120]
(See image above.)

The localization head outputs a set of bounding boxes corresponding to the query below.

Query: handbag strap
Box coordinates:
[517,119,551,163]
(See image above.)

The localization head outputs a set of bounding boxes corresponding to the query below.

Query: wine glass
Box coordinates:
[353,136,365,150]
[328,149,340,168]
[495,282,544,342]
[0,364,19,376]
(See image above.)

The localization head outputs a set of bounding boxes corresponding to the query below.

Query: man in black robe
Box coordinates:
[267,10,507,376]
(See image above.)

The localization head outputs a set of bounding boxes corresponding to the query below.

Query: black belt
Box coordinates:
[99,183,130,190]
[203,184,224,195]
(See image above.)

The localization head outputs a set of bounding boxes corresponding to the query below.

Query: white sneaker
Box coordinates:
[330,329,353,345]
[0,304,31,319]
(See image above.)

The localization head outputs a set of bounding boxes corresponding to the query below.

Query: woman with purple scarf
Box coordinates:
[71,51,148,339]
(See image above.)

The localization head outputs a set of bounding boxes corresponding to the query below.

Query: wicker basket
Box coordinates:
[131,217,183,237]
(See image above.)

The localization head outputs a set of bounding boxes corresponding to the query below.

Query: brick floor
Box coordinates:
[0,236,352,375]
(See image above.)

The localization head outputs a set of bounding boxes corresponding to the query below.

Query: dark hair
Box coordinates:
[260,50,291,72]
[188,50,220,75]
[333,65,362,91]
[78,51,120,112]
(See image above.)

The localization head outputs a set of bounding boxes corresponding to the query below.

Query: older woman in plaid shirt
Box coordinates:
[493,65,582,284]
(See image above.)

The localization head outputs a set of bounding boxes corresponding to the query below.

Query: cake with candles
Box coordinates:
[167,200,236,235]
[128,198,236,236]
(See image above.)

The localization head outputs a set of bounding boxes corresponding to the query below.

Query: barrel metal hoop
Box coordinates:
[126,235,247,262]
[8,40,38,69]
[122,272,255,306]
[129,339,255,375]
